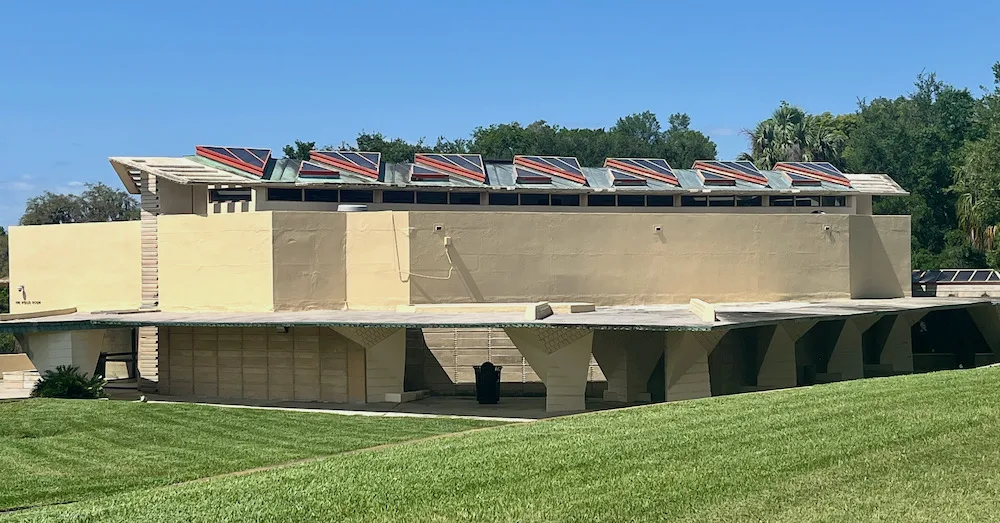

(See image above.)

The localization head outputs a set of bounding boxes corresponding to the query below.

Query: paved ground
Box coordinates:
[105,389,623,421]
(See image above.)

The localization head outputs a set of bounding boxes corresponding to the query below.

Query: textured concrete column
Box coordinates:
[829,316,879,381]
[968,305,1000,357]
[881,312,925,373]
[591,330,665,403]
[757,320,816,390]
[331,327,405,403]
[505,327,594,412]
[664,330,727,402]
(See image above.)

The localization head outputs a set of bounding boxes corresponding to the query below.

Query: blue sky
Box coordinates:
[1,0,998,227]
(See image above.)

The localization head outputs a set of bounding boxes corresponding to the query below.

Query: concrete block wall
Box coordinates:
[406,327,606,396]
[162,326,364,403]
[0,370,40,399]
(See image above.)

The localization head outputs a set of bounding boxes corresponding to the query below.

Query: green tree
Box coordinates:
[282,140,315,160]
[20,183,138,226]
[954,62,1000,267]
[742,102,847,169]
[660,113,717,168]
[845,74,979,269]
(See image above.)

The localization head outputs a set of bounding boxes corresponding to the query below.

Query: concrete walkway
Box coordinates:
[107,390,625,422]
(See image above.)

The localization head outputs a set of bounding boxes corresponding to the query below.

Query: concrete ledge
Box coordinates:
[385,390,430,403]
[688,299,717,322]
[0,307,77,322]
[396,302,595,316]
[525,302,553,320]
[551,302,596,314]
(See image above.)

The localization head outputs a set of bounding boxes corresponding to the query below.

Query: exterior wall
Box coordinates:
[849,215,911,299]
[401,212,862,306]
[406,327,605,396]
[158,178,196,215]
[20,330,106,375]
[272,212,347,311]
[345,212,410,309]
[161,326,364,402]
[158,213,274,311]
[8,222,141,313]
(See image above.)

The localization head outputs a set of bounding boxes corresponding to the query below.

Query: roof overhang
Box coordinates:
[0,297,992,334]
[843,173,908,196]
[109,157,261,194]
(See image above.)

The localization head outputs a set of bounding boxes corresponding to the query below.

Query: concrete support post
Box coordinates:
[882,312,925,373]
[757,321,816,390]
[505,327,594,412]
[829,316,879,381]
[331,327,406,403]
[591,330,665,403]
[968,305,1000,357]
[664,330,727,402]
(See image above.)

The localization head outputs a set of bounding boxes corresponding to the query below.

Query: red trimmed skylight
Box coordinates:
[195,146,271,177]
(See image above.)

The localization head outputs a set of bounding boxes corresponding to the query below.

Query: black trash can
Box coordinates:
[473,362,502,404]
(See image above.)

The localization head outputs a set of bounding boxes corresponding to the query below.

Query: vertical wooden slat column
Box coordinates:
[137,172,160,393]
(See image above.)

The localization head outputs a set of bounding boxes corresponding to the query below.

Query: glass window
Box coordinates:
[267,188,303,202]
[340,190,374,203]
[587,194,616,207]
[488,193,518,206]
[708,196,735,207]
[382,190,415,204]
[821,195,848,207]
[646,195,674,207]
[736,195,762,207]
[210,189,251,202]
[795,196,821,207]
[551,194,580,206]
[304,189,338,202]
[520,193,550,206]
[449,192,481,205]
[681,195,708,207]
[416,191,448,204]
[617,194,645,207]
[770,196,794,207]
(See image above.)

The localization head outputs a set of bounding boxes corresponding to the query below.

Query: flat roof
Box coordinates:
[0,297,990,334]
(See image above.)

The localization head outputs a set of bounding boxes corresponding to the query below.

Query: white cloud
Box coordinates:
[68,181,84,187]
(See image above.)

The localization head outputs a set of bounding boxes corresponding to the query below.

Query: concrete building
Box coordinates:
[1,147,997,411]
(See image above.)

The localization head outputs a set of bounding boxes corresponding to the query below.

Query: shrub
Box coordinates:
[31,365,107,399]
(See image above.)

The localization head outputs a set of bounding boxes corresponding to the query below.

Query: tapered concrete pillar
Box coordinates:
[829,316,879,381]
[591,330,665,403]
[757,320,816,390]
[664,329,727,402]
[505,327,594,412]
[968,305,1000,357]
[331,327,405,403]
[881,312,925,373]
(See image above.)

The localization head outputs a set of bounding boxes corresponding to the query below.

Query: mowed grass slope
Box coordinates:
[12,367,1000,523]
[0,399,499,511]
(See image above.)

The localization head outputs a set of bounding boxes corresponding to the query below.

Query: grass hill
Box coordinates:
[10,366,1000,522]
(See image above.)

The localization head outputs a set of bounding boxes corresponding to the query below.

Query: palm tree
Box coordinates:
[742,102,846,169]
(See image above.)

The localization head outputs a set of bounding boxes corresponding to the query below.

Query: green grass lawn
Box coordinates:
[0,399,499,512]
[9,367,1000,522]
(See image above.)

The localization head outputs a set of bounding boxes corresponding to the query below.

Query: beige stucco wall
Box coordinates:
[849,215,911,299]
[272,212,347,311]
[398,212,868,306]
[158,213,274,311]
[344,212,411,309]
[8,221,141,313]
